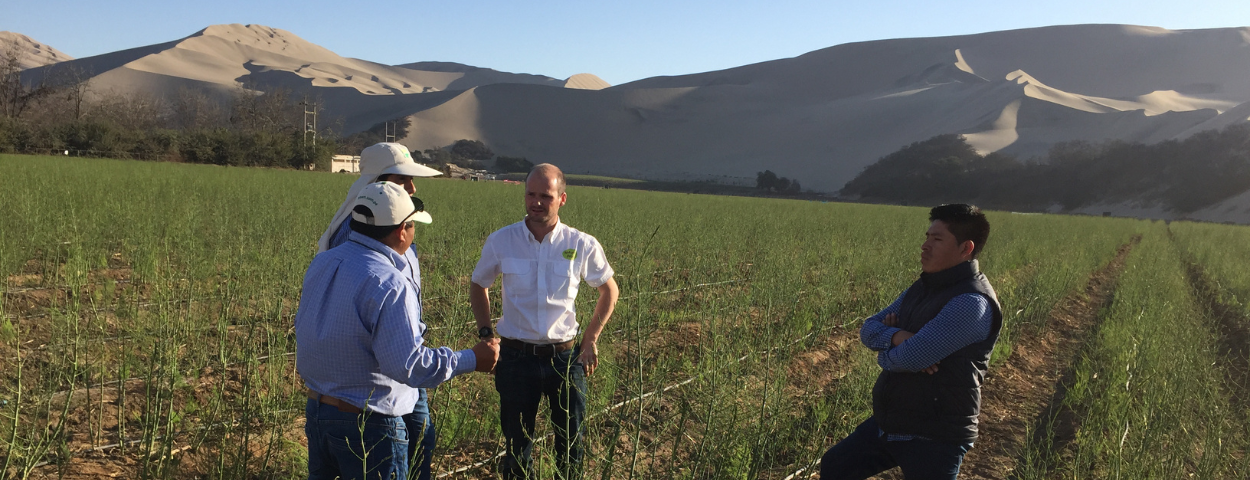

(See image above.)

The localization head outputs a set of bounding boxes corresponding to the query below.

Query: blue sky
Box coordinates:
[3,0,1249,85]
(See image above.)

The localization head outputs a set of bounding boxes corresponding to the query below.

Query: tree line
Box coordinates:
[840,125,1250,213]
[415,138,533,173]
[1,39,333,169]
[348,124,534,174]
[0,34,546,175]
[755,170,802,194]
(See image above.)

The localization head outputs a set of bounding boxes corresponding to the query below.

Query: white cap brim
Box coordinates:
[382,162,443,177]
[412,211,432,224]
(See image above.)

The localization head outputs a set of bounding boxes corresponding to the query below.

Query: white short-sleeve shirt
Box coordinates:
[471,220,614,343]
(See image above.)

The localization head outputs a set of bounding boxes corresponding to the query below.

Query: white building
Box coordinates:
[331,155,361,173]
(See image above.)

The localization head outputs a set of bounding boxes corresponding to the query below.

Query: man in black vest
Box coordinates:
[821,204,1003,480]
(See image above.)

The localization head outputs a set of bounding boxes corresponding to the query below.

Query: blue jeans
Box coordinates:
[820,417,969,480]
[305,395,437,480]
[495,345,587,480]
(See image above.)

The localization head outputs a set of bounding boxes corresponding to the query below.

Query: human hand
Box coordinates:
[882,313,898,327]
[890,329,914,346]
[578,340,598,376]
[472,338,500,373]
[922,361,940,375]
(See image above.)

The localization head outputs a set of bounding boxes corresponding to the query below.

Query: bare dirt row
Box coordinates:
[916,237,1138,480]
[1181,260,1250,434]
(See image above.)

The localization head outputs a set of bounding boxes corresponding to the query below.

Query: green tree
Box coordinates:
[495,155,533,173]
[756,170,778,190]
[451,139,493,161]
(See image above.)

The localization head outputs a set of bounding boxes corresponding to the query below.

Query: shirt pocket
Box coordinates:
[501,258,536,297]
[550,261,578,299]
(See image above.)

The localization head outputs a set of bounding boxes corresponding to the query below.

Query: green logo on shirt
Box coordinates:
[562,249,576,260]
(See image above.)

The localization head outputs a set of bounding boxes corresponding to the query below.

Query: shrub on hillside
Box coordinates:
[495,155,533,173]
[451,139,493,161]
[841,125,1250,212]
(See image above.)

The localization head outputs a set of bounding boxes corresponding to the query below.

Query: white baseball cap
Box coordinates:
[361,142,443,178]
[351,182,433,226]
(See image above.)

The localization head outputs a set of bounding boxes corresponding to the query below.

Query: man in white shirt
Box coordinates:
[470,163,619,480]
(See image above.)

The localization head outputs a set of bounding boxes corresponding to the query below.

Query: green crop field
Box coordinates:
[0,154,1247,479]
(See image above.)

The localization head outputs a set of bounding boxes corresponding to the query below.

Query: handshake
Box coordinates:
[470,337,501,373]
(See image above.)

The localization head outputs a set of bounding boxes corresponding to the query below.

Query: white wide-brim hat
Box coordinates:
[361,142,443,178]
[352,182,431,226]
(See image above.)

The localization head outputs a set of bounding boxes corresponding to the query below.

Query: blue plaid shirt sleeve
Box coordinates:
[369,278,476,387]
[860,292,906,351]
[876,294,992,372]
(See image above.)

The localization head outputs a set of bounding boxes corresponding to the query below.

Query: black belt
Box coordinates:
[500,338,575,357]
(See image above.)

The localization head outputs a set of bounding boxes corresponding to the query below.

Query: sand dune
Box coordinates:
[395,61,568,90]
[398,25,1248,193]
[618,25,1250,103]
[963,99,1022,154]
[1192,188,1250,223]
[119,24,449,94]
[1174,101,1250,139]
[13,23,1250,220]
[563,73,610,90]
[1,31,73,69]
[19,24,610,134]
[1073,191,1250,224]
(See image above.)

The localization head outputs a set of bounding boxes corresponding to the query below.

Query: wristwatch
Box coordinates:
[478,326,494,339]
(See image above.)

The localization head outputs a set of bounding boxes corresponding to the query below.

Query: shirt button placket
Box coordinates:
[538,236,548,328]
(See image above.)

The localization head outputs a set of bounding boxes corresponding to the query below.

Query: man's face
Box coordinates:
[395,220,415,255]
[381,174,415,195]
[525,172,566,223]
[921,220,971,273]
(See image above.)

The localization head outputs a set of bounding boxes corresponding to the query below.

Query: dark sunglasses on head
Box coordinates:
[399,196,426,225]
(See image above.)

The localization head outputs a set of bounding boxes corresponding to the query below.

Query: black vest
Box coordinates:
[871,260,1003,444]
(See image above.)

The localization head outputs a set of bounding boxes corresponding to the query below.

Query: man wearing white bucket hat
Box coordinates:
[318,142,442,253]
[313,142,443,478]
[298,181,500,480]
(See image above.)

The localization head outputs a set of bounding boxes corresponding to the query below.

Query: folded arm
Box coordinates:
[860,292,905,351]
[876,294,992,373]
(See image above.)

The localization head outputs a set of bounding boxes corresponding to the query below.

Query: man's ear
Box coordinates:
[388,223,409,245]
[961,240,976,259]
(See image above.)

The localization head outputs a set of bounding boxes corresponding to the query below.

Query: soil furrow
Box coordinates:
[955,235,1140,480]
[1181,262,1250,411]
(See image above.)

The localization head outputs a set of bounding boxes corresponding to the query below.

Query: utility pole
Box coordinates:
[384,120,396,142]
[300,96,318,167]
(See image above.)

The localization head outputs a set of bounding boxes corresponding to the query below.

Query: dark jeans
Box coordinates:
[495,344,587,480]
[305,396,438,480]
[820,417,969,480]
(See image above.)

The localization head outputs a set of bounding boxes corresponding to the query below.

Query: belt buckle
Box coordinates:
[530,343,554,357]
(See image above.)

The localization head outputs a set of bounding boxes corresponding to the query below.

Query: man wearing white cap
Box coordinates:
[297,182,500,480]
[470,163,619,479]
[318,142,442,253]
[314,142,443,478]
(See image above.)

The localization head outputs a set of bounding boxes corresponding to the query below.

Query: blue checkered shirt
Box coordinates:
[329,220,431,413]
[295,231,476,417]
[331,219,421,290]
[860,291,992,442]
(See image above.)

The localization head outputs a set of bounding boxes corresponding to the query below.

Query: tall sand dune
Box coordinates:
[14,23,1250,217]
[1,31,73,69]
[563,73,610,90]
[399,25,1249,193]
[19,24,606,133]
